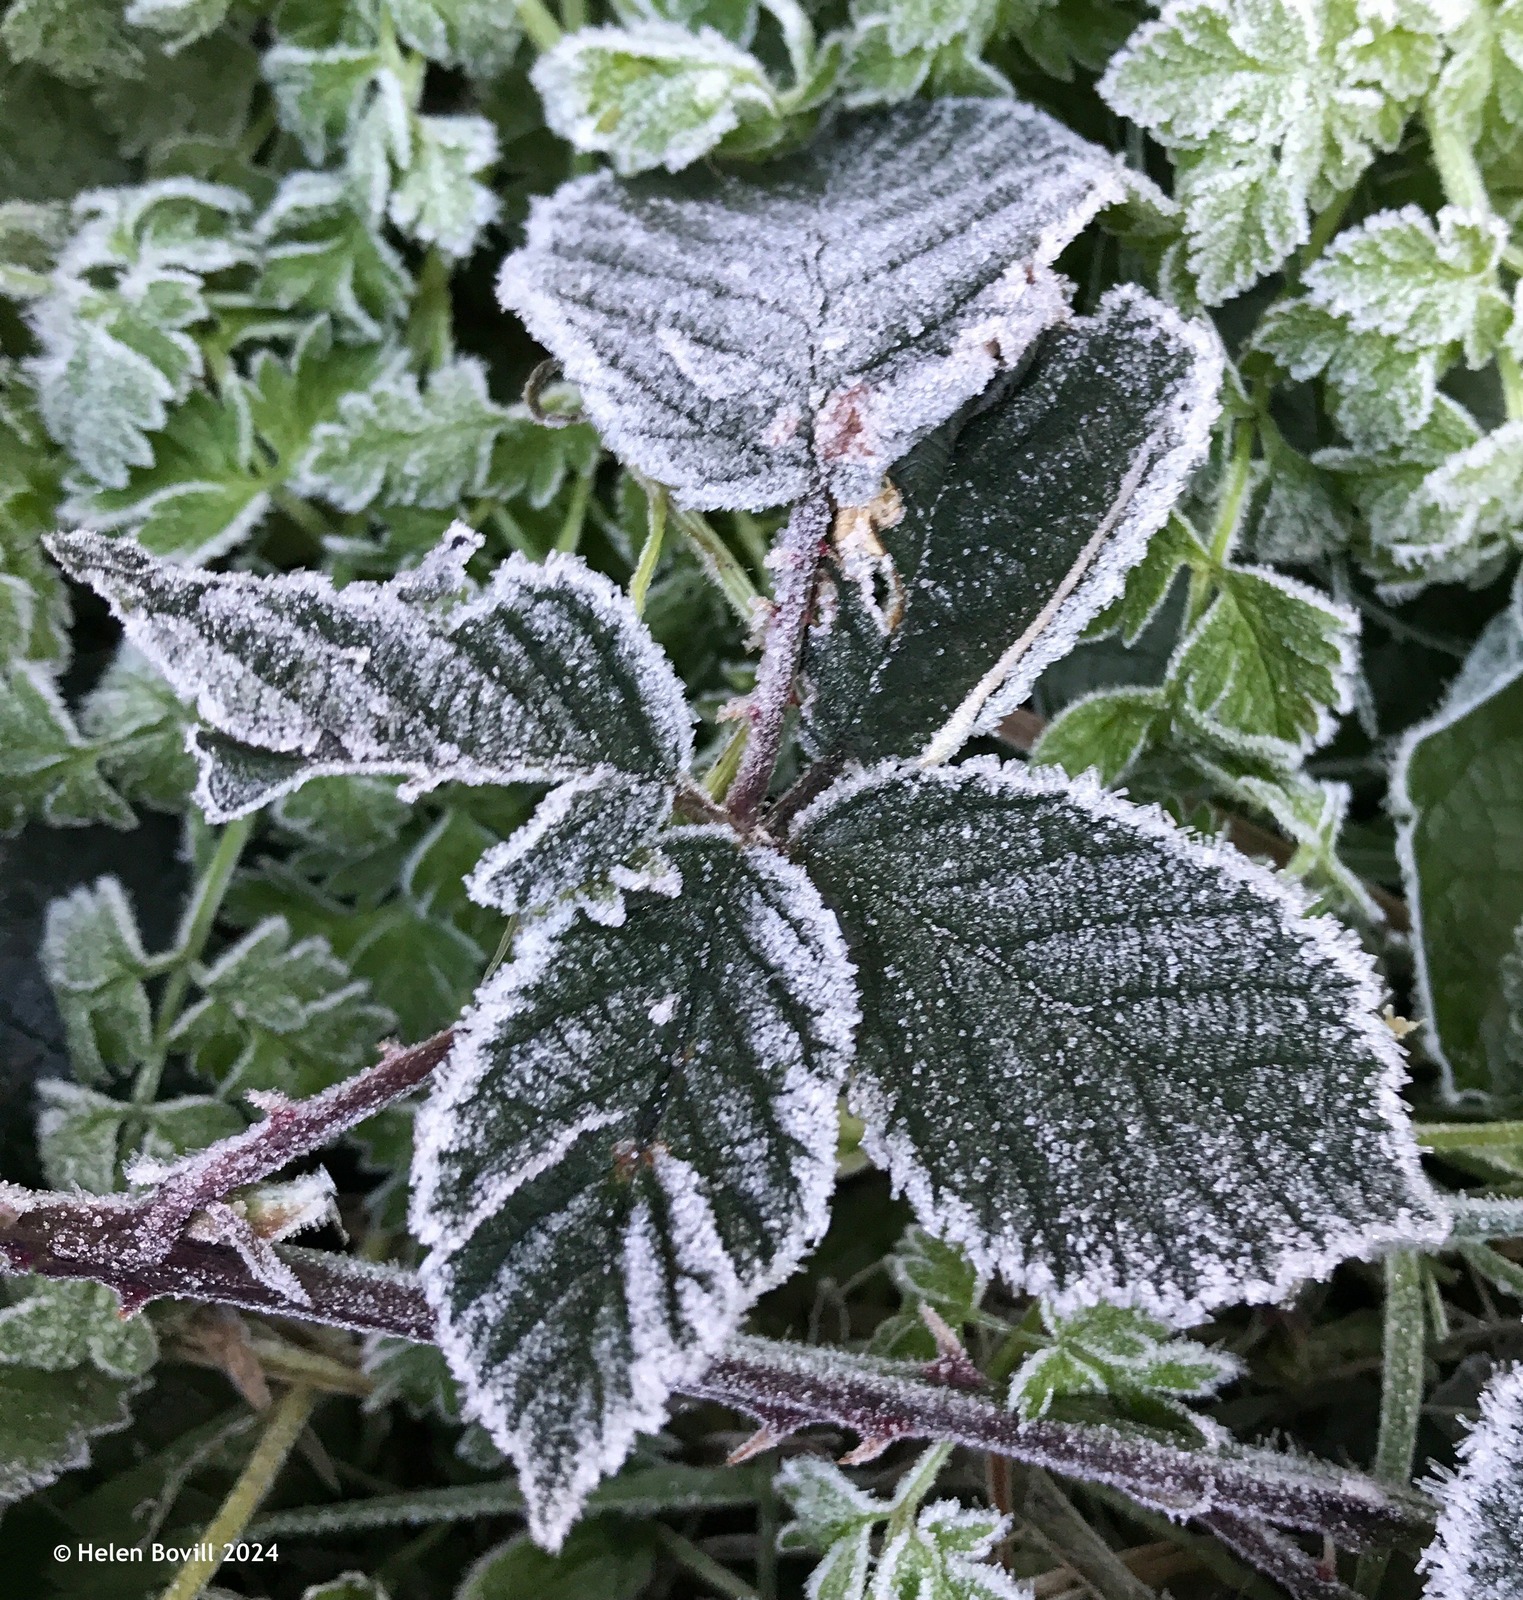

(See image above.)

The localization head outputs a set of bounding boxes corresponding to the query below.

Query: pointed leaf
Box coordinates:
[410,830,857,1546]
[497,99,1132,510]
[47,525,693,820]
[801,286,1219,764]
[793,759,1443,1320]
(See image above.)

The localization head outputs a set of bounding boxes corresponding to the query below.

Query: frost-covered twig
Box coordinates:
[726,493,833,828]
[1199,1512,1359,1600]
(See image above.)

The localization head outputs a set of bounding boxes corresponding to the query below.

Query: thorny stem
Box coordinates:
[133,815,256,1109]
[725,494,832,829]
[1354,1249,1426,1596]
[160,1382,317,1600]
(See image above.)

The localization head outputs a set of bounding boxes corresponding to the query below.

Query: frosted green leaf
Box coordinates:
[868,1223,985,1357]
[362,1337,463,1421]
[0,1364,143,1506]
[78,645,197,813]
[1169,564,1358,762]
[1008,1301,1241,1418]
[871,1501,1026,1600]
[0,1278,156,1380]
[263,43,386,162]
[275,775,410,855]
[613,0,761,42]
[777,1455,891,1555]
[1031,687,1166,785]
[387,0,522,76]
[465,769,678,924]
[458,1522,656,1600]
[1085,513,1206,646]
[839,21,935,105]
[0,200,66,300]
[66,383,270,564]
[411,831,857,1547]
[0,663,131,832]
[531,23,782,178]
[0,0,142,85]
[36,1080,243,1193]
[47,524,693,821]
[793,759,1443,1320]
[801,287,1219,764]
[388,114,500,259]
[1253,433,1351,564]
[301,1577,393,1600]
[297,358,514,512]
[1421,1364,1523,1600]
[126,0,233,51]
[256,172,413,340]
[497,99,1132,509]
[856,0,995,55]
[1394,605,1523,1097]
[169,916,395,1096]
[41,876,153,1084]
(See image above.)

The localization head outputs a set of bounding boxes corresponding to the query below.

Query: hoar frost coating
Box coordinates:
[498,99,1142,509]
[1421,1364,1523,1600]
[410,830,859,1548]
[793,758,1445,1324]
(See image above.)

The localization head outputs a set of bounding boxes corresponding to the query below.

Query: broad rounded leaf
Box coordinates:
[1421,1364,1523,1600]
[47,525,693,821]
[410,830,858,1546]
[497,99,1132,509]
[793,759,1443,1321]
[802,286,1220,764]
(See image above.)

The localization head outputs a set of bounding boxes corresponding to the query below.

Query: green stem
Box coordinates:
[1186,421,1255,626]
[885,1442,954,1541]
[1416,1120,1523,1150]
[702,722,749,802]
[632,472,761,621]
[554,455,598,554]
[630,483,667,616]
[651,1526,761,1600]
[1296,187,1356,277]
[271,488,332,551]
[406,248,453,373]
[1460,1241,1523,1300]
[514,0,564,51]
[1425,99,1490,212]
[730,511,771,573]
[1498,348,1523,423]
[1354,1249,1425,1596]
[159,1384,316,1600]
[559,0,587,27]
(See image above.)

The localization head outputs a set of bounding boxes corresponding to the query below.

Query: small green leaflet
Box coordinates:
[793,758,1443,1321]
[1030,687,1165,787]
[0,1278,157,1380]
[868,1225,984,1359]
[1420,1364,1523,1600]
[41,876,153,1083]
[78,645,197,812]
[387,0,523,77]
[47,524,693,830]
[801,286,1220,764]
[498,99,1134,509]
[842,0,1005,111]
[1394,589,1523,1097]
[1007,1301,1241,1418]
[872,1500,1026,1600]
[0,662,131,832]
[410,830,857,1547]
[457,1521,656,1600]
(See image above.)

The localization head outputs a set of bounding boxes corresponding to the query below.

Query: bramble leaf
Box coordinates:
[1031,687,1166,785]
[801,287,1219,763]
[41,877,153,1084]
[410,830,857,1546]
[47,524,693,823]
[0,1278,156,1380]
[793,758,1443,1320]
[497,99,1132,509]
[0,1365,144,1505]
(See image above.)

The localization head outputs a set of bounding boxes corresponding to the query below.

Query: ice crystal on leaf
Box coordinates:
[497,99,1136,509]
[793,759,1444,1321]
[1421,1364,1523,1600]
[801,286,1221,764]
[410,830,858,1547]
[47,525,693,832]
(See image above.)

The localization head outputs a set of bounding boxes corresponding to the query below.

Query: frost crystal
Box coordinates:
[1421,1365,1523,1600]
[411,830,858,1547]
[47,524,693,821]
[498,99,1134,509]
[794,758,1445,1321]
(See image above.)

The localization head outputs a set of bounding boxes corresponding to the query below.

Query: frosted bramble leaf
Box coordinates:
[168,916,395,1096]
[801,287,1219,764]
[793,759,1444,1321]
[1031,688,1166,787]
[870,1500,1026,1600]
[1421,1365,1523,1600]
[411,831,857,1547]
[387,0,522,77]
[1008,1301,1241,1419]
[497,99,1133,509]
[0,1365,144,1506]
[465,769,678,925]
[1393,601,1523,1098]
[0,1278,156,1380]
[41,876,152,1084]
[532,24,782,178]
[296,358,514,512]
[46,524,693,822]
[387,114,500,259]
[1168,564,1359,763]
[0,663,131,832]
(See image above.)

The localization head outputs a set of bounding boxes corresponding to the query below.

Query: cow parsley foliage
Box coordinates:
[4,0,1523,1593]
